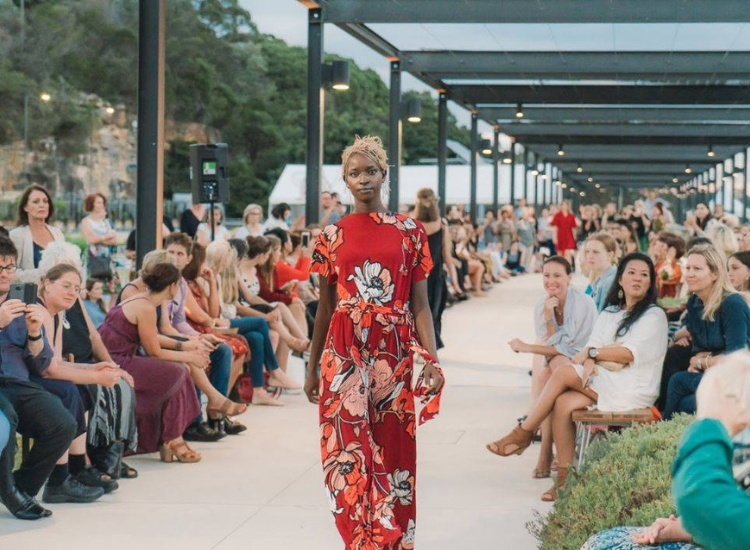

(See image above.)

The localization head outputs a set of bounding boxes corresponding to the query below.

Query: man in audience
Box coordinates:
[164,232,234,442]
[0,238,76,519]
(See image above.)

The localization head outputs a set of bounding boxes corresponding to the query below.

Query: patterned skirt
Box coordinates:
[581,527,701,550]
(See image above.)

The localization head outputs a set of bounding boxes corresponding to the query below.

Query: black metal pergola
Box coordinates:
[298,0,750,222]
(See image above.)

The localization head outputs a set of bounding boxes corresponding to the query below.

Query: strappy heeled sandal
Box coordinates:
[486,425,534,457]
[160,440,202,463]
[542,467,571,502]
[207,397,248,419]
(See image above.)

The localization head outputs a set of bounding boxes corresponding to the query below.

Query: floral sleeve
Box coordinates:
[310,225,339,283]
[411,223,434,283]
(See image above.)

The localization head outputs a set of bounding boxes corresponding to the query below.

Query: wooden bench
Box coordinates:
[572,408,657,467]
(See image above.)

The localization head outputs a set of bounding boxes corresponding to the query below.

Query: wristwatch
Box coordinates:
[587,347,599,360]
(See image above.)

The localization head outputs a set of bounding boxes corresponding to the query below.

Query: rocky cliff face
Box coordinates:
[0,100,219,201]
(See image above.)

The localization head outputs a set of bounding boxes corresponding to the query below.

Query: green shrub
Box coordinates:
[528,414,694,550]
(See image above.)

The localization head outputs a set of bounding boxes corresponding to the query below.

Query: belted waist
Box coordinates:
[334,299,412,325]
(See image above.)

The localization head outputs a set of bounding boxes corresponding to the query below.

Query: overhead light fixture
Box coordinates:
[685,164,692,174]
[39,92,52,103]
[405,98,422,123]
[555,180,562,186]
[531,168,539,176]
[576,164,583,173]
[515,102,524,119]
[707,145,715,158]
[557,144,565,157]
[502,156,512,164]
[323,60,351,91]
[480,138,493,156]
[587,176,593,183]
[672,177,679,183]
[105,105,115,115]
[595,183,601,189]
[599,187,606,193]
[561,183,567,189]
[569,186,576,192]
[580,191,585,197]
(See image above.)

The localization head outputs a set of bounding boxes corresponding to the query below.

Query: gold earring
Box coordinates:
[618,288,624,299]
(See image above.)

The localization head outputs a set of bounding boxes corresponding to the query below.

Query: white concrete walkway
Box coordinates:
[0,274,552,549]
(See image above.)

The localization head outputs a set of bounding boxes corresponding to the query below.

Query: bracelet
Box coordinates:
[27,332,42,341]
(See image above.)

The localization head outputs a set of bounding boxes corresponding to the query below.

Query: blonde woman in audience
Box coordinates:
[233,204,265,240]
[709,222,739,258]
[738,225,750,252]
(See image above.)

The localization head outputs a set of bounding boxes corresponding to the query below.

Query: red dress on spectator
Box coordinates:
[99,300,200,454]
[551,211,578,252]
[310,212,444,550]
[186,279,250,359]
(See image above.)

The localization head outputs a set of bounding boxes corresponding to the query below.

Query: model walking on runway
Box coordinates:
[305,135,445,549]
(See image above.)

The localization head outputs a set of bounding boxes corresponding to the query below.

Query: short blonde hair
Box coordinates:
[38,242,83,279]
[140,249,170,278]
[710,222,739,257]
[242,203,263,225]
[698,350,750,413]
[341,135,388,180]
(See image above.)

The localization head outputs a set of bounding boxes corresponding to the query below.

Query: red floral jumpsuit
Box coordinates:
[310,212,444,550]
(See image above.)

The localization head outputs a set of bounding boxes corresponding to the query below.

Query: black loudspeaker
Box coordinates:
[189,143,229,204]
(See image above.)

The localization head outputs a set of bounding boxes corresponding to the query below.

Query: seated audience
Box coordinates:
[661,245,750,420]
[488,253,668,501]
[582,353,750,550]
[180,202,205,239]
[709,222,739,258]
[263,203,293,233]
[738,225,750,252]
[584,233,618,311]
[99,262,205,462]
[206,241,297,405]
[9,184,65,283]
[82,278,109,328]
[728,250,750,292]
[505,256,597,480]
[196,205,231,245]
[233,204,265,239]
[0,238,83,517]
[653,232,685,299]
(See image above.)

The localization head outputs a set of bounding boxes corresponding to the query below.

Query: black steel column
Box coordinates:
[136,0,165,268]
[509,141,516,207]
[744,149,749,222]
[469,112,478,220]
[437,92,448,216]
[305,8,323,225]
[388,61,402,212]
[492,125,500,213]
[729,162,735,213]
[522,148,529,202]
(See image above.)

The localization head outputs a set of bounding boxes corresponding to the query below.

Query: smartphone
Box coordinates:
[301,231,311,248]
[9,282,38,305]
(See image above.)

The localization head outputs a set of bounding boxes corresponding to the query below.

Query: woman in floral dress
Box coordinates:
[305,136,445,550]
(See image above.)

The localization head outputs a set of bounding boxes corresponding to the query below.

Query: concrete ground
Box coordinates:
[0,274,553,549]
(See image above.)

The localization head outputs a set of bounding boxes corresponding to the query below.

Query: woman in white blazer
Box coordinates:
[9,185,66,283]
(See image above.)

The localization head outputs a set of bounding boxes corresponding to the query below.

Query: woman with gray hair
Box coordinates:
[38,244,139,481]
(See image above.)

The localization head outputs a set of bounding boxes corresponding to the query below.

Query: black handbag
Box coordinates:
[88,252,113,281]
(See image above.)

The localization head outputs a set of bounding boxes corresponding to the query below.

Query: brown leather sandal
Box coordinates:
[486,425,534,457]
[160,440,202,463]
[542,467,571,502]
[207,397,248,419]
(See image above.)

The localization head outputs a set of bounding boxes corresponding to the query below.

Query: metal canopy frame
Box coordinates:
[300,0,750,221]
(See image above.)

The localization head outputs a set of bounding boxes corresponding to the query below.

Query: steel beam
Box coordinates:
[388,60,402,212]
[450,84,750,105]
[500,123,750,139]
[744,150,749,222]
[479,106,750,125]
[318,0,750,24]
[520,135,750,146]
[136,0,165,267]
[305,8,324,225]
[437,92,448,216]
[470,112,478,220]
[403,51,750,81]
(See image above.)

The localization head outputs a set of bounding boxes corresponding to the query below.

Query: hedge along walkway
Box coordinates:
[0,274,552,549]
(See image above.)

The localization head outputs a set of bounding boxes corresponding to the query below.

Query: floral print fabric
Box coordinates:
[311,212,444,549]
